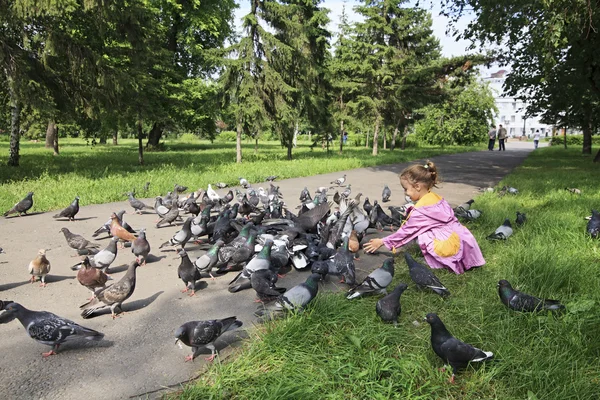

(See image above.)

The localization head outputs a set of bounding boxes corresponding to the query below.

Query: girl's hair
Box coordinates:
[400,160,439,189]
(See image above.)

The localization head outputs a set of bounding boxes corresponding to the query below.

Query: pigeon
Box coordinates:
[159,217,193,249]
[3,191,34,217]
[0,247,5,254]
[376,283,408,326]
[498,185,518,197]
[154,197,170,218]
[333,237,355,285]
[255,273,321,319]
[515,211,526,227]
[109,213,137,243]
[76,257,108,300]
[455,209,482,221]
[215,182,228,189]
[497,280,565,312]
[382,185,391,202]
[340,184,352,199]
[299,187,311,202]
[330,174,346,186]
[587,209,600,238]
[228,239,273,293]
[142,181,151,192]
[155,203,181,227]
[53,196,80,221]
[425,313,493,383]
[194,240,224,279]
[80,260,140,319]
[251,269,286,302]
[0,299,13,309]
[405,253,450,297]
[175,316,243,362]
[77,236,118,274]
[60,228,100,252]
[178,249,202,296]
[347,258,395,299]
[565,187,581,195]
[348,230,360,256]
[0,302,104,358]
[486,219,513,240]
[92,210,126,238]
[132,228,151,265]
[265,175,278,182]
[174,183,188,194]
[239,177,250,188]
[28,249,51,287]
[127,192,153,214]
[363,197,373,215]
[206,184,221,202]
[454,199,474,214]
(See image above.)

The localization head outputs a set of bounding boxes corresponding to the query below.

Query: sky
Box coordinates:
[233,0,475,58]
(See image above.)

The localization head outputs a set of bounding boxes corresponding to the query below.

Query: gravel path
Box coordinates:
[0,142,537,399]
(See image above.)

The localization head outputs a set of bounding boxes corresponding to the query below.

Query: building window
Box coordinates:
[512,102,516,109]
[500,115,505,122]
[511,115,516,123]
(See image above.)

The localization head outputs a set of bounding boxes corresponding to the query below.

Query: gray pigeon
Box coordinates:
[405,253,450,297]
[228,240,273,293]
[333,237,355,285]
[330,174,346,186]
[425,313,493,383]
[80,260,139,319]
[255,273,321,319]
[498,280,565,312]
[175,316,243,362]
[586,209,600,238]
[0,247,5,254]
[239,177,250,188]
[265,176,278,182]
[132,229,151,265]
[515,211,526,227]
[487,219,513,240]
[251,269,286,302]
[159,217,193,249]
[455,209,482,221]
[71,236,118,274]
[3,191,34,217]
[174,183,188,194]
[60,228,100,252]
[347,257,395,299]
[53,196,80,221]
[382,185,391,202]
[194,240,224,280]
[127,192,153,214]
[155,203,181,227]
[92,210,126,238]
[376,283,408,326]
[453,199,474,214]
[178,249,202,296]
[216,182,228,189]
[0,302,104,357]
[154,197,170,218]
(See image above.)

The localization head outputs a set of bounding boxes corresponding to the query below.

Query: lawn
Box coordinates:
[179,146,600,400]
[0,137,482,212]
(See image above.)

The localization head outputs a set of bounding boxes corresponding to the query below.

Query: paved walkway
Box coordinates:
[0,142,537,399]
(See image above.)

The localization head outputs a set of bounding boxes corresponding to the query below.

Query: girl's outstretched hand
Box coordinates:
[364,238,384,253]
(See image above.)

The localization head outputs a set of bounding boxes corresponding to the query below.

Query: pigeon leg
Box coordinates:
[209,273,216,281]
[277,274,286,279]
[188,290,196,297]
[29,276,36,283]
[449,374,455,384]
[184,355,194,362]
[204,353,216,362]
[42,345,59,358]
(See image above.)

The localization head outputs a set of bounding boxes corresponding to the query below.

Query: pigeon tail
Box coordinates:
[220,316,243,333]
[486,233,506,241]
[542,300,565,311]
[471,350,494,363]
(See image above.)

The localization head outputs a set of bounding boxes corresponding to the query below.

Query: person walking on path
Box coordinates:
[488,125,497,151]
[533,130,541,149]
[497,124,507,151]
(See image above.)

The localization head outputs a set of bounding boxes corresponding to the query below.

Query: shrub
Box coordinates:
[549,135,600,146]
[217,130,240,142]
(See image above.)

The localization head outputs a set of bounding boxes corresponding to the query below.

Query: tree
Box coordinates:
[415,80,497,146]
[442,0,600,159]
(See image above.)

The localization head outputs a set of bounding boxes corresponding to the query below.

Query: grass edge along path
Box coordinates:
[178,146,600,400]
[0,139,482,212]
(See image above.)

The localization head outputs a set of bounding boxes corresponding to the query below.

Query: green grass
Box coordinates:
[0,137,482,212]
[179,146,600,400]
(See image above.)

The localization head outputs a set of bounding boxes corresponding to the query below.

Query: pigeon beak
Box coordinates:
[175,338,180,345]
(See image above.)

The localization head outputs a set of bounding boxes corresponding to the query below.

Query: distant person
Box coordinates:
[343,131,348,145]
[488,125,497,151]
[533,129,541,149]
[497,124,507,151]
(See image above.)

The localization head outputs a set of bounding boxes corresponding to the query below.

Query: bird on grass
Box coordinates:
[28,249,51,287]
[405,253,450,297]
[347,258,395,300]
[80,260,139,319]
[0,302,104,358]
[586,209,600,239]
[454,209,482,222]
[382,185,391,202]
[425,313,493,383]
[486,219,513,240]
[376,283,408,326]
[3,191,34,217]
[565,187,581,195]
[497,280,565,312]
[175,317,243,362]
[453,199,474,214]
[515,211,527,227]
[53,196,80,221]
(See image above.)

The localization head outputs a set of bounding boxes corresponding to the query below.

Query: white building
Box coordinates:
[483,70,554,138]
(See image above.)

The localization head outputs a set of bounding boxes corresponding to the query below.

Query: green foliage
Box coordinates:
[180,146,600,399]
[217,130,244,142]
[549,135,600,146]
[415,81,496,146]
[0,138,482,211]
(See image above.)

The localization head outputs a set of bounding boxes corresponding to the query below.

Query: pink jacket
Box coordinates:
[382,192,485,274]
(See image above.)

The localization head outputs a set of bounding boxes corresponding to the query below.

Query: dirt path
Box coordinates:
[0,143,536,399]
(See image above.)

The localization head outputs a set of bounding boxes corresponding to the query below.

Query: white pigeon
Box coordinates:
[206,184,221,202]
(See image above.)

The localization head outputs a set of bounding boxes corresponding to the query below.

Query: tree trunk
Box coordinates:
[365,131,369,148]
[146,122,163,148]
[594,148,600,162]
[53,125,59,155]
[383,128,387,150]
[99,134,107,144]
[7,74,20,167]
[112,130,118,145]
[563,127,567,149]
[45,121,56,148]
[401,125,409,150]
[339,119,344,154]
[287,141,293,160]
[582,118,592,154]
[236,120,243,163]
[372,118,380,156]
[391,123,399,151]
[254,137,258,154]
[137,118,144,165]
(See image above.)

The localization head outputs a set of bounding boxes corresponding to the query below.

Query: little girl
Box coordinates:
[364,161,485,274]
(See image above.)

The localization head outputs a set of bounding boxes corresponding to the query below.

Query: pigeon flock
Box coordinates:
[0,176,590,385]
